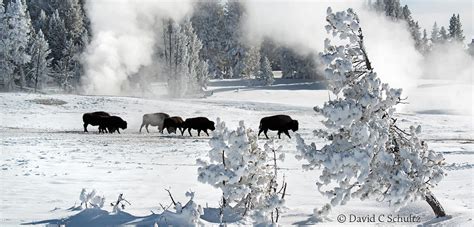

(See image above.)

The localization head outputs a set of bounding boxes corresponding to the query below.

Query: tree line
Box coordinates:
[1,0,472,94]
[370,0,470,55]
[1,0,88,92]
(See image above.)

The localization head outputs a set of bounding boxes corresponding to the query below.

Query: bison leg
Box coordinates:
[188,128,192,136]
[180,127,186,136]
[159,125,164,133]
[84,123,88,132]
[277,131,282,139]
[117,128,121,134]
[204,129,209,136]
[264,129,269,139]
[145,124,150,133]
[179,127,184,135]
[283,130,291,139]
[197,129,202,136]
[139,123,145,133]
[258,128,264,137]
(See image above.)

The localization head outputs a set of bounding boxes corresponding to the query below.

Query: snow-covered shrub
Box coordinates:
[197,118,285,224]
[79,188,105,209]
[257,56,275,86]
[110,193,131,213]
[296,7,446,218]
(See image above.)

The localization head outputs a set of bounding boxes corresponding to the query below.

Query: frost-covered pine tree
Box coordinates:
[61,0,86,45]
[47,9,67,65]
[430,22,440,45]
[224,0,247,79]
[162,18,208,97]
[163,19,190,97]
[439,26,448,43]
[280,47,297,79]
[191,0,225,78]
[1,0,31,91]
[197,119,285,224]
[27,29,52,92]
[448,14,464,43]
[243,46,261,80]
[468,39,474,57]
[0,3,11,90]
[296,7,446,219]
[181,18,209,93]
[257,56,274,86]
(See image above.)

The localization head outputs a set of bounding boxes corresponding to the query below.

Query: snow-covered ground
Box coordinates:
[0,79,472,226]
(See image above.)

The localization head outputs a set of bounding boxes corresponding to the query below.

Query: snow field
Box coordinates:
[0,82,473,226]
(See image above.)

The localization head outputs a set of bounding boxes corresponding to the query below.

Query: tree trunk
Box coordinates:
[425,190,446,217]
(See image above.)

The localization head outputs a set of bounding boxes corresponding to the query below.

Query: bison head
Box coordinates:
[209,121,216,131]
[291,120,299,132]
[120,120,128,129]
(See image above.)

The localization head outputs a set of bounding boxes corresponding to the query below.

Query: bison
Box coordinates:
[139,112,170,133]
[83,111,110,133]
[98,116,127,134]
[258,115,298,139]
[183,117,215,136]
[163,116,185,134]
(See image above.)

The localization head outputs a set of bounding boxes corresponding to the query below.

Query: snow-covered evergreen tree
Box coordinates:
[280,47,297,79]
[197,119,285,224]
[191,0,225,78]
[224,0,247,79]
[439,26,448,43]
[27,29,52,92]
[257,56,274,86]
[181,18,209,93]
[421,29,430,54]
[0,2,11,90]
[242,46,260,80]
[162,18,207,97]
[448,14,464,42]
[1,0,31,91]
[61,0,86,45]
[296,7,446,219]
[163,19,188,97]
[468,39,474,57]
[47,9,66,65]
[51,38,77,92]
[430,22,440,44]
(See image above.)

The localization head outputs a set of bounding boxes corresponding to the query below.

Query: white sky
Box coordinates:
[401,0,473,42]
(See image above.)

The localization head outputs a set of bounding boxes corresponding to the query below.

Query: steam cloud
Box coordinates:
[242,0,472,115]
[82,0,193,95]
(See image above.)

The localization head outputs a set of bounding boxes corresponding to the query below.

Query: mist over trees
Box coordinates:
[370,0,467,55]
[0,0,470,94]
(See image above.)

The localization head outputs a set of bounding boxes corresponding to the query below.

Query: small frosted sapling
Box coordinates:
[110,193,131,213]
[197,118,286,224]
[79,188,105,209]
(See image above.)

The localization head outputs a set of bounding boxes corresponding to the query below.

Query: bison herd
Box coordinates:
[83,111,298,139]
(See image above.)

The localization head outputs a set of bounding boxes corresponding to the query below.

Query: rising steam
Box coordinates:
[82,0,193,95]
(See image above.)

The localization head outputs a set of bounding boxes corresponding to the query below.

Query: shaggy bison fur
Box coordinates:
[139,112,170,133]
[258,115,298,139]
[183,117,215,136]
[163,116,185,134]
[98,116,127,134]
[83,111,110,133]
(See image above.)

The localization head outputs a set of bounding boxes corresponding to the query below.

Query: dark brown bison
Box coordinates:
[83,111,110,133]
[163,116,185,134]
[258,115,298,139]
[139,112,170,133]
[183,117,215,136]
[98,116,127,134]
